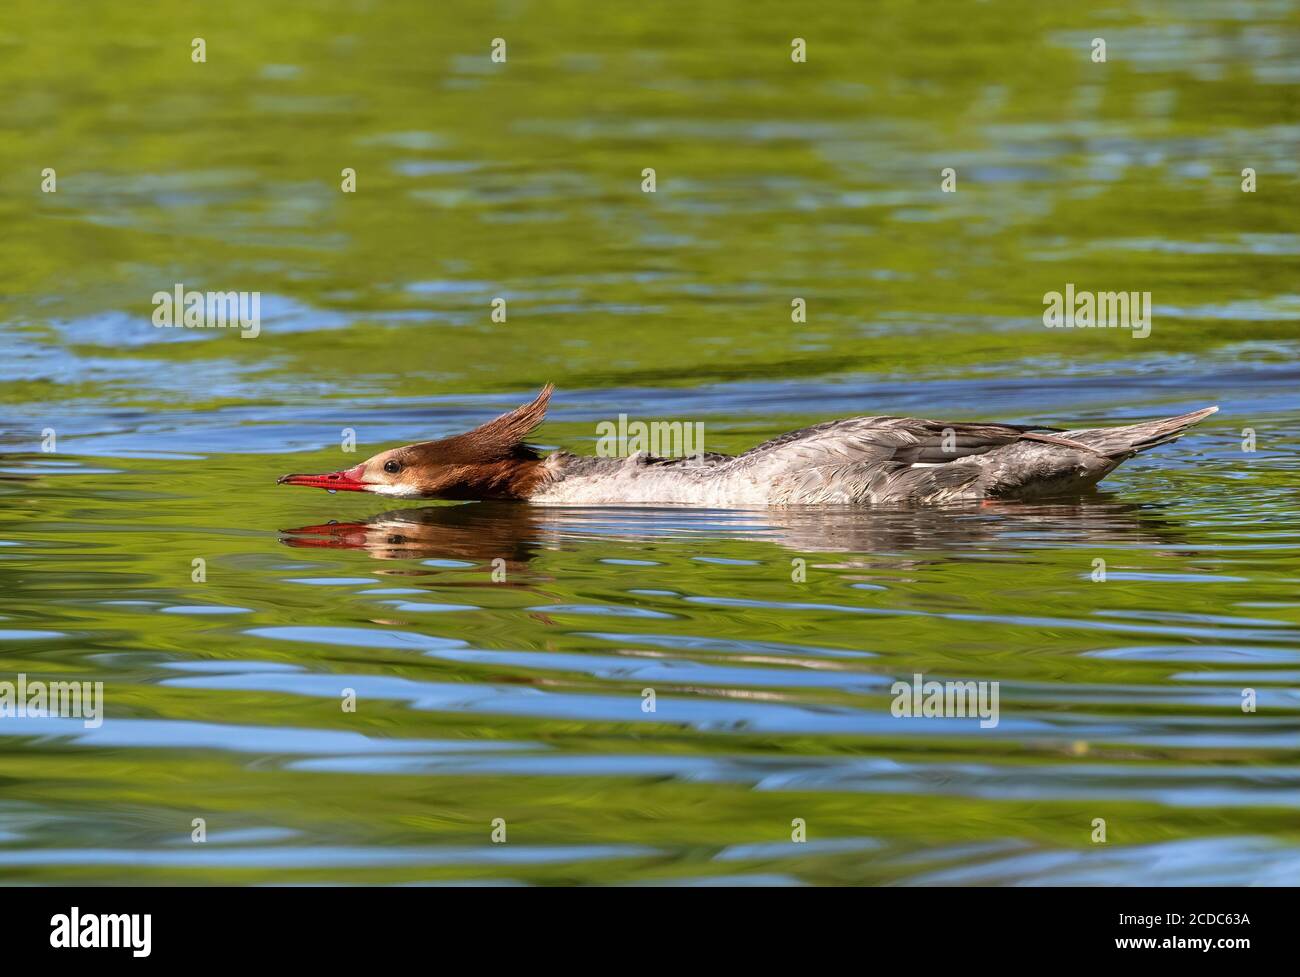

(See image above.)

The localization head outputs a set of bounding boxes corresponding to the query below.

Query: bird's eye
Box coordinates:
[383,460,402,474]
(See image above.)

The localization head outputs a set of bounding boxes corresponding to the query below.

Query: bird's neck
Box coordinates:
[414,458,549,500]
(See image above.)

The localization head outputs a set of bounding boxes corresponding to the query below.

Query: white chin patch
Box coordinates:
[367,483,422,498]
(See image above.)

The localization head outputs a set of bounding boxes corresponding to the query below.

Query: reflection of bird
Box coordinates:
[281,497,1188,561]
[278,385,1218,506]
[281,502,547,564]
[744,498,1189,555]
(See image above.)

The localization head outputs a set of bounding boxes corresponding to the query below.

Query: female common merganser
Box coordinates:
[277,384,1218,506]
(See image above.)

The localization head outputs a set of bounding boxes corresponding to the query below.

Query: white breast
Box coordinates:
[530,456,771,507]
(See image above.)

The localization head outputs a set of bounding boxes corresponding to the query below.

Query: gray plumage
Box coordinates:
[529,406,1219,507]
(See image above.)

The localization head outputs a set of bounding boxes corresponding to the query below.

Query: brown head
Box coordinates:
[277,384,554,500]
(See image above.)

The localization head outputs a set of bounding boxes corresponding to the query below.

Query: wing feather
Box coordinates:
[735,415,1062,475]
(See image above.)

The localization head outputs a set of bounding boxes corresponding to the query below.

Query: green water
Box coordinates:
[1,0,1298,884]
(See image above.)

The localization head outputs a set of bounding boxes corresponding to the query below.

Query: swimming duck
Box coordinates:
[277,384,1218,506]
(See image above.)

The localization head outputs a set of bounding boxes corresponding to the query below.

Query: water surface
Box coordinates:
[1,0,1298,885]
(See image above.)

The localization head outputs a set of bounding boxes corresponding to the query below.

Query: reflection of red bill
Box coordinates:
[280,521,370,548]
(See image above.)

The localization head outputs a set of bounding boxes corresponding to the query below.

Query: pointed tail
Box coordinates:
[1068,406,1219,459]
